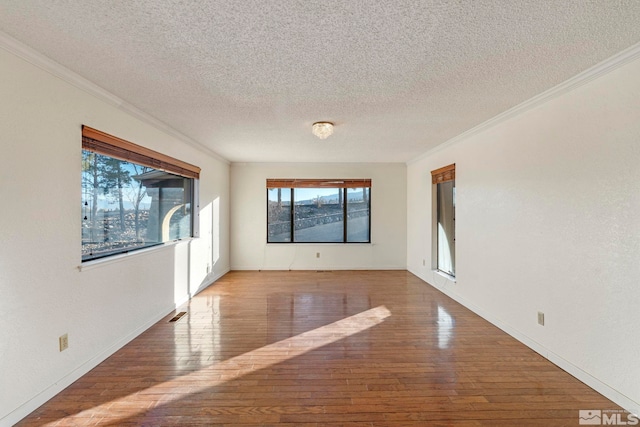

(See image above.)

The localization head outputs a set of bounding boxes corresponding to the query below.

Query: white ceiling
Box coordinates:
[1,1,640,163]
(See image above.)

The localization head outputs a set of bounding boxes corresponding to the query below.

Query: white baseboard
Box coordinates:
[8,267,634,427]
[230,266,406,271]
[2,271,229,427]
[2,306,173,426]
[407,267,640,417]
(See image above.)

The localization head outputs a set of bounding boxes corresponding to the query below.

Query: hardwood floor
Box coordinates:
[19,271,620,426]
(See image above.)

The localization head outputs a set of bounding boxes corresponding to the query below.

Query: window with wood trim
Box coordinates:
[81,126,200,261]
[267,179,371,243]
[432,164,455,277]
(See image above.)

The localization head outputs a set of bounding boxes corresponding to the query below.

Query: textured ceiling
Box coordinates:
[1,1,640,163]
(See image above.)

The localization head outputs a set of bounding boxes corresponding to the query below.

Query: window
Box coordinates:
[267,179,371,243]
[81,126,200,262]
[432,164,455,277]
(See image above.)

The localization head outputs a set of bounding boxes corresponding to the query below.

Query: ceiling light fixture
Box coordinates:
[312,122,334,139]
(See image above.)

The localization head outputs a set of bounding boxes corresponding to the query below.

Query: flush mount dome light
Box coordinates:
[312,122,334,139]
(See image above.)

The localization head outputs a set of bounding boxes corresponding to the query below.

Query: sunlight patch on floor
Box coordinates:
[66,305,392,424]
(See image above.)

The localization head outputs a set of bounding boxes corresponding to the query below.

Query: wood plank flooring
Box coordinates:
[18,271,621,426]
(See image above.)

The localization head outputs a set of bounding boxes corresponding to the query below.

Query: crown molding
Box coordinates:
[408,41,640,165]
[0,31,230,165]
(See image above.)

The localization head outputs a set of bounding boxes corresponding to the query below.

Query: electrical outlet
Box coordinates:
[537,312,545,326]
[422,259,426,266]
[316,252,320,258]
[59,334,69,352]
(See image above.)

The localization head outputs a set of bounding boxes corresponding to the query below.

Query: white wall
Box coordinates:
[407,53,640,414]
[0,46,230,425]
[231,163,406,270]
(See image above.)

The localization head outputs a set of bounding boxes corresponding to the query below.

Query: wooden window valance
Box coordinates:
[267,179,371,189]
[431,164,455,184]
[82,125,200,179]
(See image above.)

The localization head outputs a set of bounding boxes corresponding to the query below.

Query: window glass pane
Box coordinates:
[82,150,194,261]
[347,187,370,242]
[293,188,343,243]
[437,180,455,276]
[267,188,291,242]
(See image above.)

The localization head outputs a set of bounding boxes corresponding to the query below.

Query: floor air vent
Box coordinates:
[169,312,187,322]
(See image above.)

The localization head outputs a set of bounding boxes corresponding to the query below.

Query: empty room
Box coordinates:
[1,1,639,426]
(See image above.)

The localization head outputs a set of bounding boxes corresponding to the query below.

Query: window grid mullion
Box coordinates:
[343,188,347,243]
[290,188,295,242]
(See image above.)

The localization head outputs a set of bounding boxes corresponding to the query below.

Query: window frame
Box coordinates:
[266,179,371,244]
[81,126,200,262]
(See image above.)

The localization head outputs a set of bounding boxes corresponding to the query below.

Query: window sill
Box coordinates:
[433,269,456,283]
[266,242,373,245]
[78,238,195,272]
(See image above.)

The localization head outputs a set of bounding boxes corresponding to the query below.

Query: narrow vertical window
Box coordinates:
[432,164,455,277]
